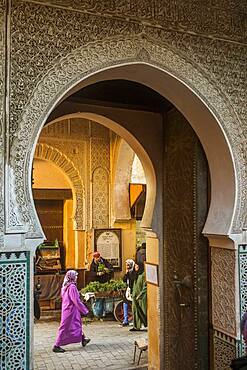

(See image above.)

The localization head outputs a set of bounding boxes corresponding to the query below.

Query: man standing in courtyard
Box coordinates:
[89,251,113,317]
[90,251,113,283]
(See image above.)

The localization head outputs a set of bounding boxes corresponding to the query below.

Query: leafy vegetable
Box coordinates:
[81,279,127,294]
[97,263,105,272]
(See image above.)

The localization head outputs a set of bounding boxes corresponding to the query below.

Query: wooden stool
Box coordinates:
[133,338,148,365]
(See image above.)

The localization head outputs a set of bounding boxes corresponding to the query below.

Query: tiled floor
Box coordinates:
[34,319,148,369]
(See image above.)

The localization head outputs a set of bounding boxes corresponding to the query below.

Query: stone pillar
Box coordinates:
[63,199,75,269]
[74,230,86,269]
[0,251,32,370]
[146,230,160,370]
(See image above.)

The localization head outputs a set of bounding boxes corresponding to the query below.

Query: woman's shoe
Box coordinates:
[82,338,91,347]
[122,322,129,327]
[52,346,65,353]
[129,328,140,331]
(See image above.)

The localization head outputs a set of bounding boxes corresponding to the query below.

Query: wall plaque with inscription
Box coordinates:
[94,229,122,270]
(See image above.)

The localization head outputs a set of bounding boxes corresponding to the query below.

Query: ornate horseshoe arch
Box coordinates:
[47,112,156,232]
[34,143,85,231]
[7,35,245,240]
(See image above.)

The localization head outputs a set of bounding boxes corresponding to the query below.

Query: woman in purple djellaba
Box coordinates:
[241,311,247,353]
[53,270,90,353]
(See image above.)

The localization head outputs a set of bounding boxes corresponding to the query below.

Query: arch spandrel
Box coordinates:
[7,36,244,239]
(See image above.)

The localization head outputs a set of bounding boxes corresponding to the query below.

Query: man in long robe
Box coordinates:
[129,262,147,331]
[53,270,90,352]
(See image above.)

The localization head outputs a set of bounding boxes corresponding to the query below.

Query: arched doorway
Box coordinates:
[7,39,238,369]
[32,113,152,369]
[46,83,210,369]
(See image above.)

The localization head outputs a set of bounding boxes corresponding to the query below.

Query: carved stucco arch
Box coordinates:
[8,35,245,239]
[34,143,85,231]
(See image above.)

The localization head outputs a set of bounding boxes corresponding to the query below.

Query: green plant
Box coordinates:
[81,279,127,294]
[97,263,105,272]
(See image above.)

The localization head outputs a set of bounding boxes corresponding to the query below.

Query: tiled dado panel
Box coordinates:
[0,252,30,370]
[214,331,237,370]
[212,244,247,368]
[238,244,247,355]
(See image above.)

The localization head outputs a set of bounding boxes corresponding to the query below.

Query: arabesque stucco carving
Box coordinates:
[0,2,245,369]
[211,247,237,336]
[7,33,246,237]
[0,2,5,243]
[0,1,244,235]
[18,0,246,43]
[36,117,112,232]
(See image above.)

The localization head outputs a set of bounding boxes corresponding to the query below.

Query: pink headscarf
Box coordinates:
[61,270,78,295]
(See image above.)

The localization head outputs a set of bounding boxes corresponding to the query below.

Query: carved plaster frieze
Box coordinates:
[5,0,247,231]
[21,0,246,43]
[92,167,109,229]
[7,34,246,237]
[0,2,5,241]
[9,0,142,144]
[146,28,247,130]
[91,121,109,140]
[35,143,85,230]
[7,1,246,235]
[91,135,110,229]
[91,138,110,173]
[145,28,247,232]
[10,2,246,149]
[211,247,237,336]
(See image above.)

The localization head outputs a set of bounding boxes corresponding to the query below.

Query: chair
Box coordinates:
[133,338,148,365]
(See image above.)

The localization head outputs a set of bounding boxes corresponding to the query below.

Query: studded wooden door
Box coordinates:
[164,109,209,370]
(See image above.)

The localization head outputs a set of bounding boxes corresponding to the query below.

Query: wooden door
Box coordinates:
[34,199,63,244]
[164,109,209,369]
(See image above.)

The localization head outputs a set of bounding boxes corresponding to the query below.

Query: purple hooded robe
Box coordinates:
[241,312,247,341]
[55,270,89,347]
